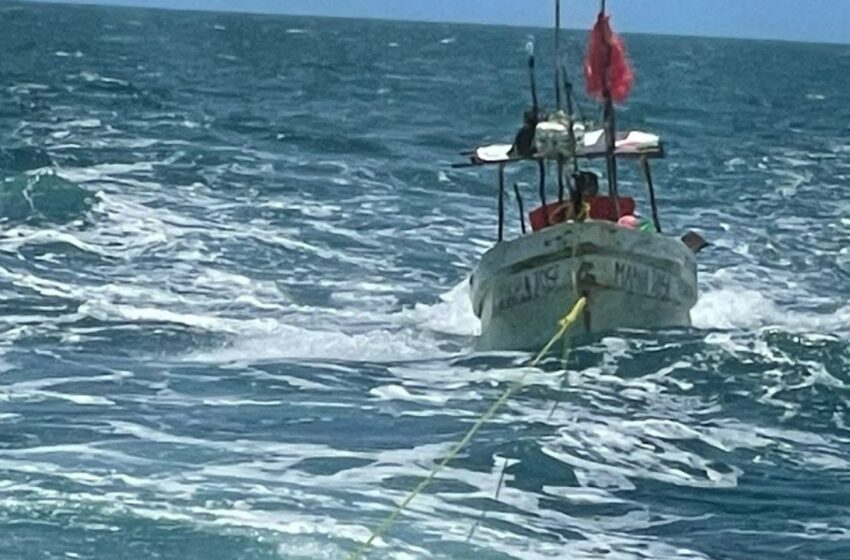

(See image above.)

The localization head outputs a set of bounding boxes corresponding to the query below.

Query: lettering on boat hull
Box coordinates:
[488,258,688,314]
[613,261,672,300]
[495,264,561,311]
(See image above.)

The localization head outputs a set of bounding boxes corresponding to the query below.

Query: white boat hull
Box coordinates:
[470,221,698,351]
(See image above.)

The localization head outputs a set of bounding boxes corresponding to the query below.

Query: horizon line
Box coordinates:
[19,0,850,47]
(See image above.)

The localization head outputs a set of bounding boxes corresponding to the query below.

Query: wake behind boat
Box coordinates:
[456,1,707,351]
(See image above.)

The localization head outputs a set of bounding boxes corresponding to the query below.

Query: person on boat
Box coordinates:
[546,170,600,224]
[573,170,599,198]
[561,170,599,221]
[509,109,544,158]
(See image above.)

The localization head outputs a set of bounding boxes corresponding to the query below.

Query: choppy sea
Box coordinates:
[1,2,850,559]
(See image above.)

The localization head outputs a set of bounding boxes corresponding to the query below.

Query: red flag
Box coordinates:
[584,12,634,103]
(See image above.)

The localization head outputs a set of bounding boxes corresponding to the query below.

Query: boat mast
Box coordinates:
[554,0,563,111]
[527,40,540,117]
[563,68,580,176]
[526,40,549,225]
[559,1,583,215]
[599,0,621,218]
[555,0,566,201]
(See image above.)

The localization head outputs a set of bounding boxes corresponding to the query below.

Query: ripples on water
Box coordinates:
[0,2,849,559]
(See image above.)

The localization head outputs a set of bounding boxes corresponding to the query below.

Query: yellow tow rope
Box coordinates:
[346,296,588,560]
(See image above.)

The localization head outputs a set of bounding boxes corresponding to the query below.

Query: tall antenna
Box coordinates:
[526,40,539,116]
[554,0,563,110]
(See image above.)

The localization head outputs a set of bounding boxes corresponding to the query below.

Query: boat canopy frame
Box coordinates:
[452,130,665,170]
[460,145,665,243]
[451,0,668,244]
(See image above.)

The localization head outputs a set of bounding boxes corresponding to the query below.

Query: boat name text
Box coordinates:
[613,261,672,300]
[496,265,561,310]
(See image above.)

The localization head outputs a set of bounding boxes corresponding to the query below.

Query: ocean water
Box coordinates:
[1,1,849,559]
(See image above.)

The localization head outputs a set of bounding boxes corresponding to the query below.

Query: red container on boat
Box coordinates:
[529,196,636,232]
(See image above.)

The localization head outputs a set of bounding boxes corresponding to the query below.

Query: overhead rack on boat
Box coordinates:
[455,129,664,168]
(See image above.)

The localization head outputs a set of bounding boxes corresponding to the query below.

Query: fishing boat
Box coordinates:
[455,1,707,351]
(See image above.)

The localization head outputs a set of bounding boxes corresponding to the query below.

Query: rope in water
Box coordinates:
[346,296,588,560]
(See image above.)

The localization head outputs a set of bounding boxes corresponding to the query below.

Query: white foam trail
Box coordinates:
[400,279,480,337]
[692,287,785,330]
[369,384,450,405]
[189,323,447,363]
[693,284,850,335]
[184,280,478,364]
[78,300,255,331]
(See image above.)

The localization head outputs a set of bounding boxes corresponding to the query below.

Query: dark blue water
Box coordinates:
[1,2,850,559]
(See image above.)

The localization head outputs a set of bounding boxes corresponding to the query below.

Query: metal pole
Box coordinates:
[498,164,506,242]
[555,0,563,110]
[537,160,549,226]
[513,183,527,234]
[641,157,662,232]
[600,2,621,219]
[603,98,620,217]
[563,66,580,175]
[527,41,539,116]
[559,2,584,217]
[557,159,565,202]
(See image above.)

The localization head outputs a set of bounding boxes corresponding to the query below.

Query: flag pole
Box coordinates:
[554,0,563,111]
[599,1,620,219]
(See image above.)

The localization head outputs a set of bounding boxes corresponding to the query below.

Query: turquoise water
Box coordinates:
[1,2,850,559]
